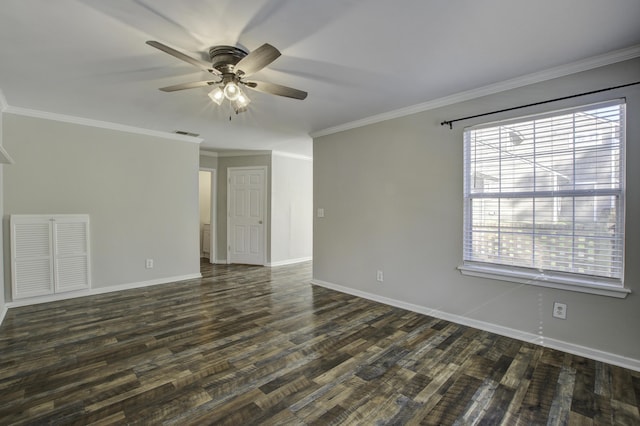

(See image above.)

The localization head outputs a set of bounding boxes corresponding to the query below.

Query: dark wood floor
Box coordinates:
[1,261,639,425]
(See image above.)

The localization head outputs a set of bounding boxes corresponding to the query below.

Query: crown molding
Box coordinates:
[217,150,271,157]
[272,150,313,161]
[199,150,219,158]
[3,106,203,144]
[201,150,312,160]
[311,44,640,138]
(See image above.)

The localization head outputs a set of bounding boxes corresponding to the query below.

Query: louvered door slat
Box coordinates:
[55,222,87,255]
[14,223,51,257]
[14,259,53,298]
[56,257,90,292]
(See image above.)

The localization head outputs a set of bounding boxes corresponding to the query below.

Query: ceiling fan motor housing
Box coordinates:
[208,46,248,74]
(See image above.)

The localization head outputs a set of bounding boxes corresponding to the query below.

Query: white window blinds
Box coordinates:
[463,100,625,287]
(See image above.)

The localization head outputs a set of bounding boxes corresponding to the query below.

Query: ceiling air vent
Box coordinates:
[174,130,200,137]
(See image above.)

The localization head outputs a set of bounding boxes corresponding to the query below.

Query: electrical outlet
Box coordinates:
[146,258,154,269]
[376,270,384,282]
[553,302,567,319]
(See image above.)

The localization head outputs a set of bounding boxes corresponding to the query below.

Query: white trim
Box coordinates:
[199,167,217,264]
[267,256,312,267]
[215,258,228,264]
[218,150,312,160]
[210,169,217,265]
[0,305,7,327]
[200,150,219,157]
[311,44,640,138]
[272,151,313,161]
[3,106,203,144]
[310,278,640,372]
[217,150,271,157]
[5,273,202,309]
[458,265,630,299]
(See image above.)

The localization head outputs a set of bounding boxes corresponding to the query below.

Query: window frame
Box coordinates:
[459,99,630,298]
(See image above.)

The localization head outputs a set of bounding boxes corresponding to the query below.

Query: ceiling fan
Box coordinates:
[146,41,307,113]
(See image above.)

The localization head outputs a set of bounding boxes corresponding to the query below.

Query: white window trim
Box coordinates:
[458,262,630,298]
[460,99,629,298]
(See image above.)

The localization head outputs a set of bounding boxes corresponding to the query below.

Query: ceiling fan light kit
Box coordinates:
[146,41,307,114]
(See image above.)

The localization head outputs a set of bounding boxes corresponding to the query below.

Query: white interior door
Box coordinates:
[227,167,266,265]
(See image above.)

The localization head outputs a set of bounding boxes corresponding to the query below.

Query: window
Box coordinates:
[460,100,628,297]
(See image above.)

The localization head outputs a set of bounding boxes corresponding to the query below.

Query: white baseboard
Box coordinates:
[4,273,202,310]
[267,257,312,267]
[0,305,7,327]
[310,278,640,373]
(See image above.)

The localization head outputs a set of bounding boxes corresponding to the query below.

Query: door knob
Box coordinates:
[259,220,263,224]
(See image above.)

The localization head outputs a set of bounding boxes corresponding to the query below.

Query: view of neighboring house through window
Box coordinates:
[462,100,625,291]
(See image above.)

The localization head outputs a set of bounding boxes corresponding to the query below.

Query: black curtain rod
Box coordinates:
[440,81,640,129]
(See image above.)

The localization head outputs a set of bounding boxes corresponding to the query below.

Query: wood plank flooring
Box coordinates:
[1,261,639,425]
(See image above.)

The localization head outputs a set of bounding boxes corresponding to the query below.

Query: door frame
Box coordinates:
[199,167,217,264]
[226,166,267,265]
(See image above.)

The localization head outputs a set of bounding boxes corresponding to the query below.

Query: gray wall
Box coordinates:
[216,154,272,263]
[271,153,313,264]
[3,114,201,301]
[199,154,218,170]
[313,58,640,361]
[202,152,313,265]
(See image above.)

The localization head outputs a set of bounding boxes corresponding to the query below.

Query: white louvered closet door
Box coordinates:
[53,218,91,293]
[11,215,91,300]
[11,218,54,299]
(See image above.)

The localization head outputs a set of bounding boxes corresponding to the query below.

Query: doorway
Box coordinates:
[198,169,216,264]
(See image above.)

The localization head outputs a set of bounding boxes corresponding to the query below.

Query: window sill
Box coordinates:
[458,263,630,299]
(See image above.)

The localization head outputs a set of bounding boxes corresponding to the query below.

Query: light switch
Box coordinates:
[317,208,325,218]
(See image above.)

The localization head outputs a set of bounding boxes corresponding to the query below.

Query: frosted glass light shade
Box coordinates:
[208,87,224,105]
[236,91,250,108]
[223,82,240,101]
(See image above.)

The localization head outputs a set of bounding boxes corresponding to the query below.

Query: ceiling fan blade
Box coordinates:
[244,81,307,100]
[159,80,217,92]
[235,43,281,77]
[146,41,218,74]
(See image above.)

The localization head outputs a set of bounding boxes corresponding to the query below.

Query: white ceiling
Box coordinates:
[1,0,639,157]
